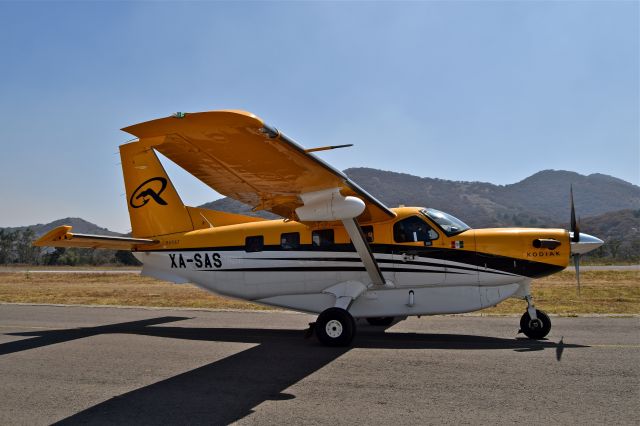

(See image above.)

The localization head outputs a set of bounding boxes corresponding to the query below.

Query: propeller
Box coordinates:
[573,251,581,296]
[570,185,581,295]
[570,185,580,243]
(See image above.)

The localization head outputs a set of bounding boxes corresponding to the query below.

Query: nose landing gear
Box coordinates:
[519,309,551,339]
[519,295,551,339]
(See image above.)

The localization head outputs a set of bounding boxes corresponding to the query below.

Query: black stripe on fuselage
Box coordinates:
[142,243,563,278]
[240,256,502,276]
[198,266,458,274]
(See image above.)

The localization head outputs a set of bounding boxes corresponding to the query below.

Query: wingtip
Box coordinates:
[121,110,265,138]
[33,225,73,247]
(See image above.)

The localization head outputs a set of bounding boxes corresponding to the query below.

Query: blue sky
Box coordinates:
[0,1,638,232]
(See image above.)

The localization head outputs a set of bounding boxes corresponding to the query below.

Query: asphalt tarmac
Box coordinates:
[0,305,638,425]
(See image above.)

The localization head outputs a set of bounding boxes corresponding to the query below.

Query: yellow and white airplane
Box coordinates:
[35,110,603,346]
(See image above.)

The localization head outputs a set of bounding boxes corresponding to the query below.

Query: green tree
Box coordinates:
[43,247,66,265]
[0,229,15,264]
[607,238,623,260]
[19,229,40,264]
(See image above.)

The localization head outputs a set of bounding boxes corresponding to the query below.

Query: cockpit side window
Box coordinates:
[393,216,439,244]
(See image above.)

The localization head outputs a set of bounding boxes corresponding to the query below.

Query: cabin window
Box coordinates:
[245,236,264,252]
[312,229,334,249]
[280,232,300,250]
[393,216,438,244]
[361,225,374,243]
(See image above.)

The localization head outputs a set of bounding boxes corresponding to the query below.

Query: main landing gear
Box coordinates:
[519,295,551,339]
[315,307,356,347]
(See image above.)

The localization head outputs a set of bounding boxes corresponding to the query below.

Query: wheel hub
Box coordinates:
[325,319,343,338]
[529,319,542,330]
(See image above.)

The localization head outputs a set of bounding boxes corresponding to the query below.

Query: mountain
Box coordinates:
[570,209,640,260]
[201,169,640,228]
[199,198,279,220]
[2,217,122,237]
[3,170,637,261]
[495,170,639,222]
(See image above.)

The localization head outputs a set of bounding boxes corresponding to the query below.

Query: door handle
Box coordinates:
[402,252,417,262]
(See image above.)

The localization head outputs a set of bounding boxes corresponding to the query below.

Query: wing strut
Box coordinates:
[341,218,387,287]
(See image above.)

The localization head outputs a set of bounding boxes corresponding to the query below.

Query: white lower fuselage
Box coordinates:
[135,249,529,318]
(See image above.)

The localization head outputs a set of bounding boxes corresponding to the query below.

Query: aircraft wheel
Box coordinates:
[520,309,551,340]
[366,317,395,326]
[315,308,356,347]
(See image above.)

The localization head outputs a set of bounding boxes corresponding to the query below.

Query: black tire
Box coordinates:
[520,309,551,339]
[315,308,356,347]
[366,317,395,326]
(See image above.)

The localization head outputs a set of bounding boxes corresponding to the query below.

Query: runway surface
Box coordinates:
[0,305,638,425]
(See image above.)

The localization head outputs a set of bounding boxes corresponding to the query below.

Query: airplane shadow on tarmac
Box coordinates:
[2,316,586,425]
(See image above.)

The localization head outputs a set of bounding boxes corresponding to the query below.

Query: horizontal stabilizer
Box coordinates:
[33,226,157,250]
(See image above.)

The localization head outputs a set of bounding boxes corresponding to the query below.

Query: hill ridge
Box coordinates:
[4,168,638,240]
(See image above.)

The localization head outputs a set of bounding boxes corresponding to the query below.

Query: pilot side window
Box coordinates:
[245,236,264,252]
[312,229,334,249]
[280,232,300,250]
[393,216,438,244]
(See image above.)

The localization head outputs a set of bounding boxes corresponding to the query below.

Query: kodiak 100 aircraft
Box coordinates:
[35,110,604,346]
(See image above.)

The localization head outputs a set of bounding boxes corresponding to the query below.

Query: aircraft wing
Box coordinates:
[34,226,157,250]
[122,111,395,223]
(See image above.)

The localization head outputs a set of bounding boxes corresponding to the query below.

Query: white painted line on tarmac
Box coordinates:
[0,270,141,274]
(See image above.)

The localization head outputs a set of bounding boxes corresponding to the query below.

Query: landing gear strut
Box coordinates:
[315,307,356,346]
[519,295,551,339]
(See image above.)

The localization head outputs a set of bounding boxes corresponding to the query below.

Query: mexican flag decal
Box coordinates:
[451,241,464,249]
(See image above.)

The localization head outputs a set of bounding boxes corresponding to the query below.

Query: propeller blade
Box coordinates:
[572,253,581,296]
[570,185,580,242]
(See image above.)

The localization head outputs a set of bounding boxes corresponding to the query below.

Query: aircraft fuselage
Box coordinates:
[135,207,570,317]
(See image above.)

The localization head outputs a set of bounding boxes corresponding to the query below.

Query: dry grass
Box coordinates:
[0,265,142,272]
[0,270,637,314]
[0,272,273,311]
[481,270,639,315]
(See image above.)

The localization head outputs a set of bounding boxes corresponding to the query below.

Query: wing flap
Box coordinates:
[122,111,395,223]
[34,226,158,250]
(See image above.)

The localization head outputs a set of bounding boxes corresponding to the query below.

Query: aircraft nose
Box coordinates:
[570,232,604,255]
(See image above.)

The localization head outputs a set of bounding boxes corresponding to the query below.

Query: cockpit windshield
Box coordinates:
[421,208,471,237]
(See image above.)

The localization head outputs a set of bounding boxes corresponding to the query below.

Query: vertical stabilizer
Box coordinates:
[120,138,193,238]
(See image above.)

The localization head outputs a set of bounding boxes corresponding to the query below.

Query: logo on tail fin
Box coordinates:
[130,177,168,208]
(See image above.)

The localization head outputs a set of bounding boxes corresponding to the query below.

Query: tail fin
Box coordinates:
[120,139,193,238]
